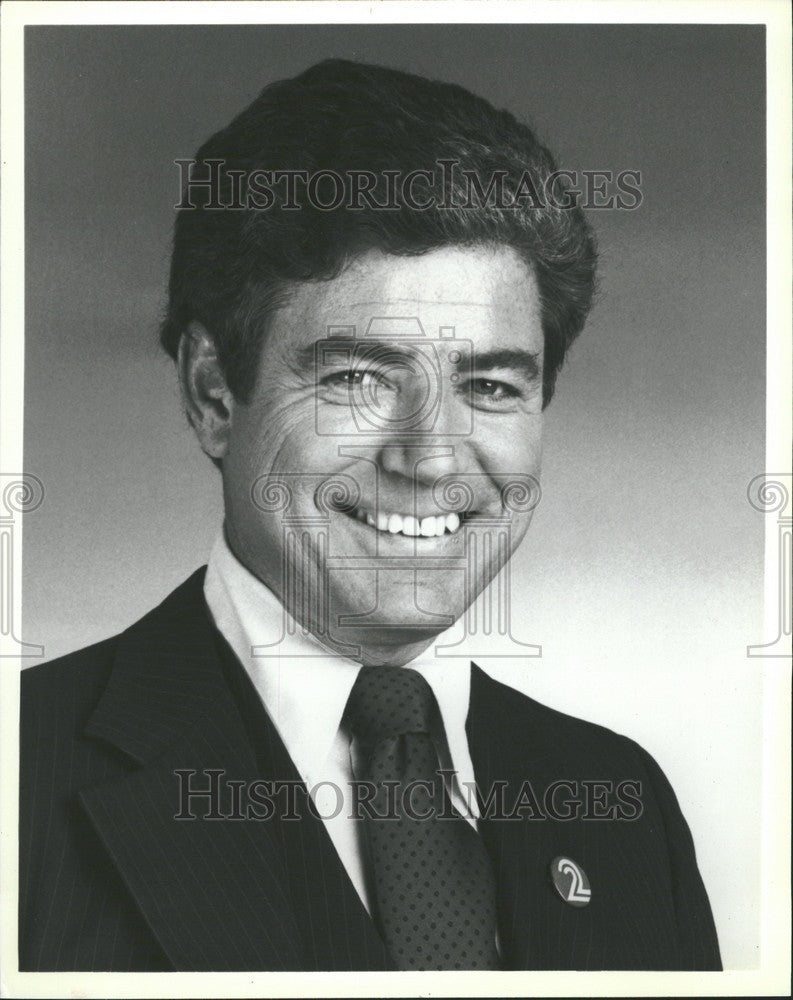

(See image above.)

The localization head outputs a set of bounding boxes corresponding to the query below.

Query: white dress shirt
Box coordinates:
[203,529,482,915]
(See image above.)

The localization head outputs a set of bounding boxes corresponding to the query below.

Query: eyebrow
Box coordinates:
[469,349,541,381]
[298,341,541,381]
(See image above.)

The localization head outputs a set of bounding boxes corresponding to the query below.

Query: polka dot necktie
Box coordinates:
[344,665,501,970]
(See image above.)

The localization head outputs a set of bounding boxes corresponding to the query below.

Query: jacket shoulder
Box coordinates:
[21,635,119,715]
[472,664,654,770]
[21,566,209,715]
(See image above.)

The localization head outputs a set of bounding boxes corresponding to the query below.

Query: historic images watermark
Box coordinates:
[746,473,792,657]
[0,473,44,657]
[175,159,643,212]
[173,768,644,823]
[246,316,543,660]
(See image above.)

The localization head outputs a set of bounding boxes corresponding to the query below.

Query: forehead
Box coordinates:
[267,245,543,353]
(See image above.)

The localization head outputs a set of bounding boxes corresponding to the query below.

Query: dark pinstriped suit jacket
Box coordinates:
[19,568,721,971]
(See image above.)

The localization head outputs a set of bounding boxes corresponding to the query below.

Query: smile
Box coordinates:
[347,505,465,538]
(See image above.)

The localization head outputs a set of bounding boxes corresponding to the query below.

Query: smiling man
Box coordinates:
[193,245,544,664]
[20,59,721,972]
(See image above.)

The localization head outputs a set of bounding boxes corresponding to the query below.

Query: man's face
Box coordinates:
[222,245,544,663]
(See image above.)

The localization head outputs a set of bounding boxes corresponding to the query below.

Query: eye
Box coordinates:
[470,377,521,401]
[321,369,378,390]
[473,378,509,396]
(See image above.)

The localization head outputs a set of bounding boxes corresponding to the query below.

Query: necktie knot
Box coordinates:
[344,665,436,745]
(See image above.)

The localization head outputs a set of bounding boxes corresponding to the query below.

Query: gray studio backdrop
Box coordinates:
[23,24,765,968]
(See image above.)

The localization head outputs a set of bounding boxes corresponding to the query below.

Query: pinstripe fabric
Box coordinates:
[213,628,394,971]
[467,667,722,970]
[19,567,721,971]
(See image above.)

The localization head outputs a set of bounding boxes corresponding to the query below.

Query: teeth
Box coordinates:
[347,506,466,537]
[419,516,436,537]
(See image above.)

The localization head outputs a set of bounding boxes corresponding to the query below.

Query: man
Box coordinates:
[19,59,721,972]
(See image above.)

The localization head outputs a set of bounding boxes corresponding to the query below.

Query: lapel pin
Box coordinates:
[550,856,591,907]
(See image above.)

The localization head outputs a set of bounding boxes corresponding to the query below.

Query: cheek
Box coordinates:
[226,402,356,534]
[479,418,543,535]
[478,416,543,475]
[232,401,329,479]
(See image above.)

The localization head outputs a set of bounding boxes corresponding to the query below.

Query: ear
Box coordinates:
[177,322,235,459]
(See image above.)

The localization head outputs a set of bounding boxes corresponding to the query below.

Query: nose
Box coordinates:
[378,441,464,488]
[377,380,472,486]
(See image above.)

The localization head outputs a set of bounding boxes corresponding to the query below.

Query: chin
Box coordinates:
[327,588,466,650]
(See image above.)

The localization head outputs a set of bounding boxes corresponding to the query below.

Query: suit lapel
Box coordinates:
[213,629,395,971]
[79,570,302,969]
[79,713,304,970]
[467,663,533,968]
[79,569,389,971]
[468,663,596,970]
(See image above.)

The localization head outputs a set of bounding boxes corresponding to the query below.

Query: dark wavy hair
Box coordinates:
[160,59,597,406]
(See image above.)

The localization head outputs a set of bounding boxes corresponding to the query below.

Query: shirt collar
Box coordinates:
[204,530,359,786]
[203,529,477,812]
